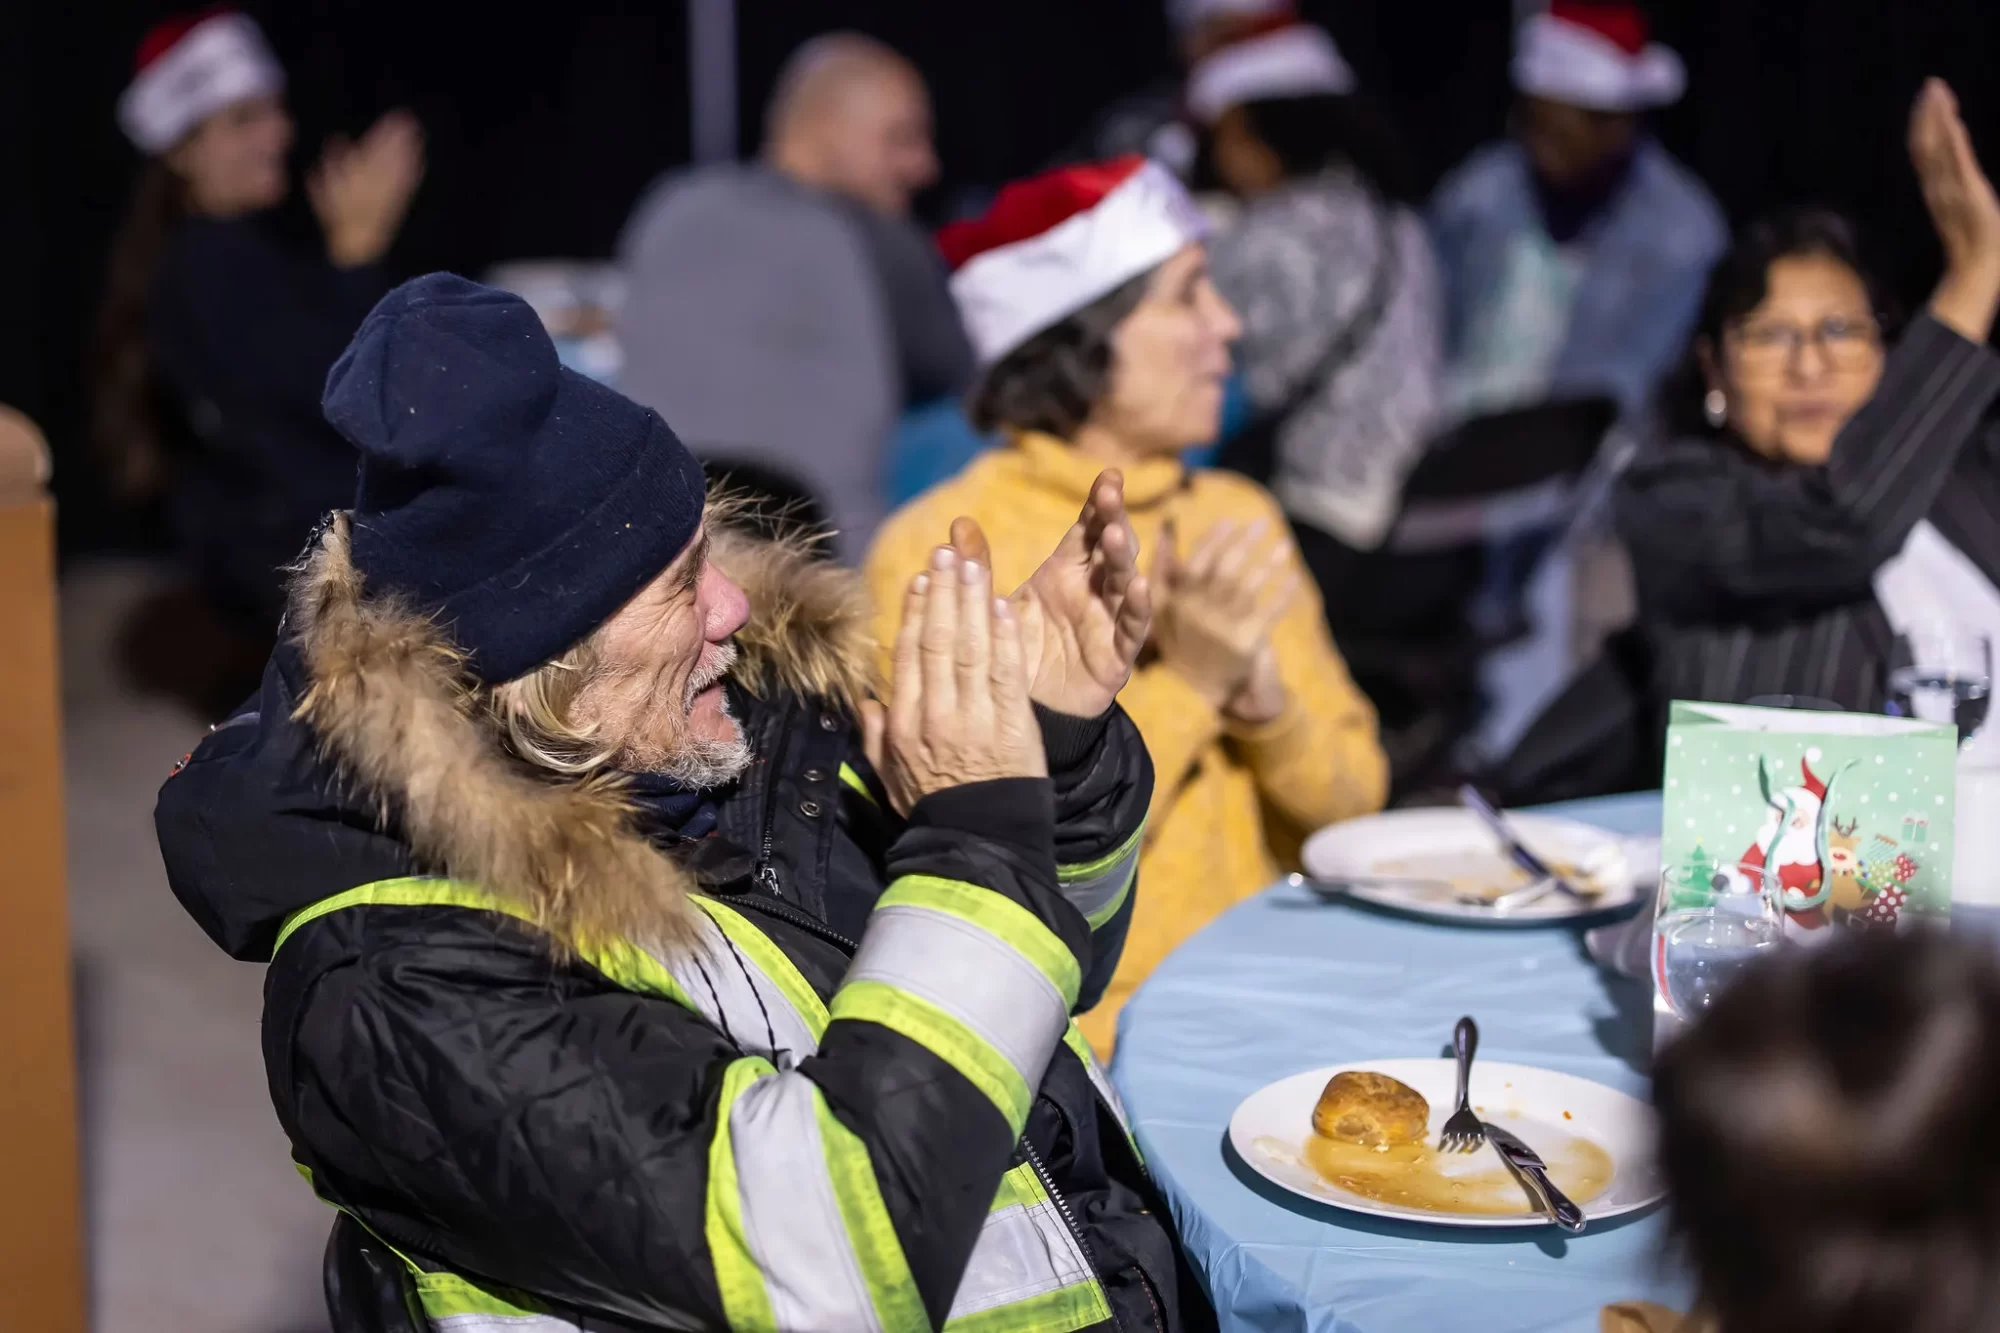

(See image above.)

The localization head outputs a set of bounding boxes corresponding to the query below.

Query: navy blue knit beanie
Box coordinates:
[323,273,707,683]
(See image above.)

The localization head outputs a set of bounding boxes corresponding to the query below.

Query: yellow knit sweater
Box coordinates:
[864,433,1388,1053]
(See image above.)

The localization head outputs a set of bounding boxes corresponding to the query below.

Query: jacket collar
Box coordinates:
[285,512,875,955]
[1011,431,1188,511]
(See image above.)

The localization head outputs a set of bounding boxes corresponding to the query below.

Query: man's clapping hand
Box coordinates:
[861,547,1046,815]
[948,470,1153,720]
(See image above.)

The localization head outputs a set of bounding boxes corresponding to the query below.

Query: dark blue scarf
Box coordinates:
[617,769,721,843]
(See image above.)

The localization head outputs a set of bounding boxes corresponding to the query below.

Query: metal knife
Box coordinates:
[1485,1123,1587,1232]
[1457,785,1591,903]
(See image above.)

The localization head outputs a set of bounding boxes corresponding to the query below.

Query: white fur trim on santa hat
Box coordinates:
[951,160,1209,366]
[1512,11,1684,112]
[117,13,285,154]
[1186,24,1355,123]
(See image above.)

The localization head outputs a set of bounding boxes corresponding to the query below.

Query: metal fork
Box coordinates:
[1439,1016,1485,1152]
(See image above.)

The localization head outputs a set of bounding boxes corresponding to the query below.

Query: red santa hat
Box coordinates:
[117,9,285,154]
[939,155,1210,367]
[1186,22,1356,124]
[1512,1,1685,113]
[1167,0,1297,34]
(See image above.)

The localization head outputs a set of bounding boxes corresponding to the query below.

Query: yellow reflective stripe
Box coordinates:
[944,1279,1111,1333]
[412,1270,553,1318]
[706,1058,780,1333]
[1061,1024,1142,1164]
[695,896,829,1037]
[814,1096,928,1331]
[1057,823,1143,884]
[271,877,512,954]
[877,876,1081,1007]
[838,762,878,805]
[831,979,1034,1133]
[271,877,694,1008]
[990,1162,1046,1213]
[1059,824,1143,930]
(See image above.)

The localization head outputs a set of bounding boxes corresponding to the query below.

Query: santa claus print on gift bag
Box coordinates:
[1662,703,1960,939]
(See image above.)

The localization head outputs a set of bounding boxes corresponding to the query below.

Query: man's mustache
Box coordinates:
[683,640,739,709]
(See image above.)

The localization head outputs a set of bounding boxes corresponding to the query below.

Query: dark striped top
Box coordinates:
[1615,314,2000,711]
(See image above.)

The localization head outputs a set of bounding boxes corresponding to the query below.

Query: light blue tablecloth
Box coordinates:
[1110,792,1684,1333]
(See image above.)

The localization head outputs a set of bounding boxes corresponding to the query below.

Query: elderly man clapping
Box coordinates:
[155,274,1207,1331]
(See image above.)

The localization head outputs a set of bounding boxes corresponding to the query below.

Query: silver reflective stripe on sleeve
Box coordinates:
[1061,1025,1133,1138]
[728,1073,885,1333]
[842,902,1069,1099]
[650,911,820,1069]
[1058,827,1142,930]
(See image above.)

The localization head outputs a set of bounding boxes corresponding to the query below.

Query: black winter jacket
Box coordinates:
[154,520,1207,1332]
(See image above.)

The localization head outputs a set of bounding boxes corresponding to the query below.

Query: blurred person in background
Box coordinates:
[1617,81,2000,713]
[1194,20,1442,606]
[1638,928,2000,1333]
[866,158,1387,1053]
[1058,0,1300,184]
[92,9,423,709]
[618,32,971,562]
[1430,0,1723,426]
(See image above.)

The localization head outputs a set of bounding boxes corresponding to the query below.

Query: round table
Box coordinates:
[1110,792,1686,1333]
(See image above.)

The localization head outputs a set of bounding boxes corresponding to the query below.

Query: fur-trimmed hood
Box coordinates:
[159,512,875,961]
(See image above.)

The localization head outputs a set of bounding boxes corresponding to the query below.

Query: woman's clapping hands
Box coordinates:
[1911,78,2000,341]
[1148,516,1300,725]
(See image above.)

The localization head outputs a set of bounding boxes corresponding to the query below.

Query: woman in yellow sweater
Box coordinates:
[865,156,1388,1053]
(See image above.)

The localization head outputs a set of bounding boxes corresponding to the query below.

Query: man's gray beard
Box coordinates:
[606,641,753,790]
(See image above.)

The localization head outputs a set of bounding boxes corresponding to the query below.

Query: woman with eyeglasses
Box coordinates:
[1614,79,2000,711]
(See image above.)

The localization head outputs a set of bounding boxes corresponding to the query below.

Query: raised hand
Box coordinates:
[1911,78,2000,341]
[1149,516,1299,721]
[960,470,1152,720]
[310,109,427,268]
[861,547,1046,815]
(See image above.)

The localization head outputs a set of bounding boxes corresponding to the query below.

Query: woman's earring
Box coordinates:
[1703,388,1728,428]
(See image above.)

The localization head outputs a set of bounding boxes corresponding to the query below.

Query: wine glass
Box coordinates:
[1888,622,1992,746]
[1652,859,1785,1025]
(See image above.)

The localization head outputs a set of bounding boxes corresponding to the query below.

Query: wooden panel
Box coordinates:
[0,495,84,1329]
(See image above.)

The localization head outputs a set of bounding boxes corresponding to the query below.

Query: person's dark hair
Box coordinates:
[1654,930,2000,1333]
[1662,208,1903,437]
[90,160,187,504]
[1234,92,1423,205]
[968,270,1151,438]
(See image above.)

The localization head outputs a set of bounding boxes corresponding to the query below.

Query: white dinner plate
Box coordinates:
[1300,809,1643,925]
[1229,1059,1665,1229]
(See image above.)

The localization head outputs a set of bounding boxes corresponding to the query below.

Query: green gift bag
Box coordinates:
[1661,702,1958,933]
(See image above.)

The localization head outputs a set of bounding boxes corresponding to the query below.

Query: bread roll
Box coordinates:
[1311,1071,1430,1147]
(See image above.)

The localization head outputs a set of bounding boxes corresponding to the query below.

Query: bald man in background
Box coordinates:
[618,33,973,560]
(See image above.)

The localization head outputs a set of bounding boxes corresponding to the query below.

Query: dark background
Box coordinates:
[3,0,1996,553]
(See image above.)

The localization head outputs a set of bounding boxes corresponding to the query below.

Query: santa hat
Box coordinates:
[939,155,1209,367]
[1799,757,1828,801]
[117,9,285,154]
[1167,0,1297,34]
[1186,22,1356,124]
[1512,1,1684,113]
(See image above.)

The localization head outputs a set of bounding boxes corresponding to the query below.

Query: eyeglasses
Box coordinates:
[1726,315,1882,375]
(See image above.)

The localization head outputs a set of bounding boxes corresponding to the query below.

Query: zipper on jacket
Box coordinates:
[752,699,794,896]
[737,893,859,956]
[1020,1125,1121,1331]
